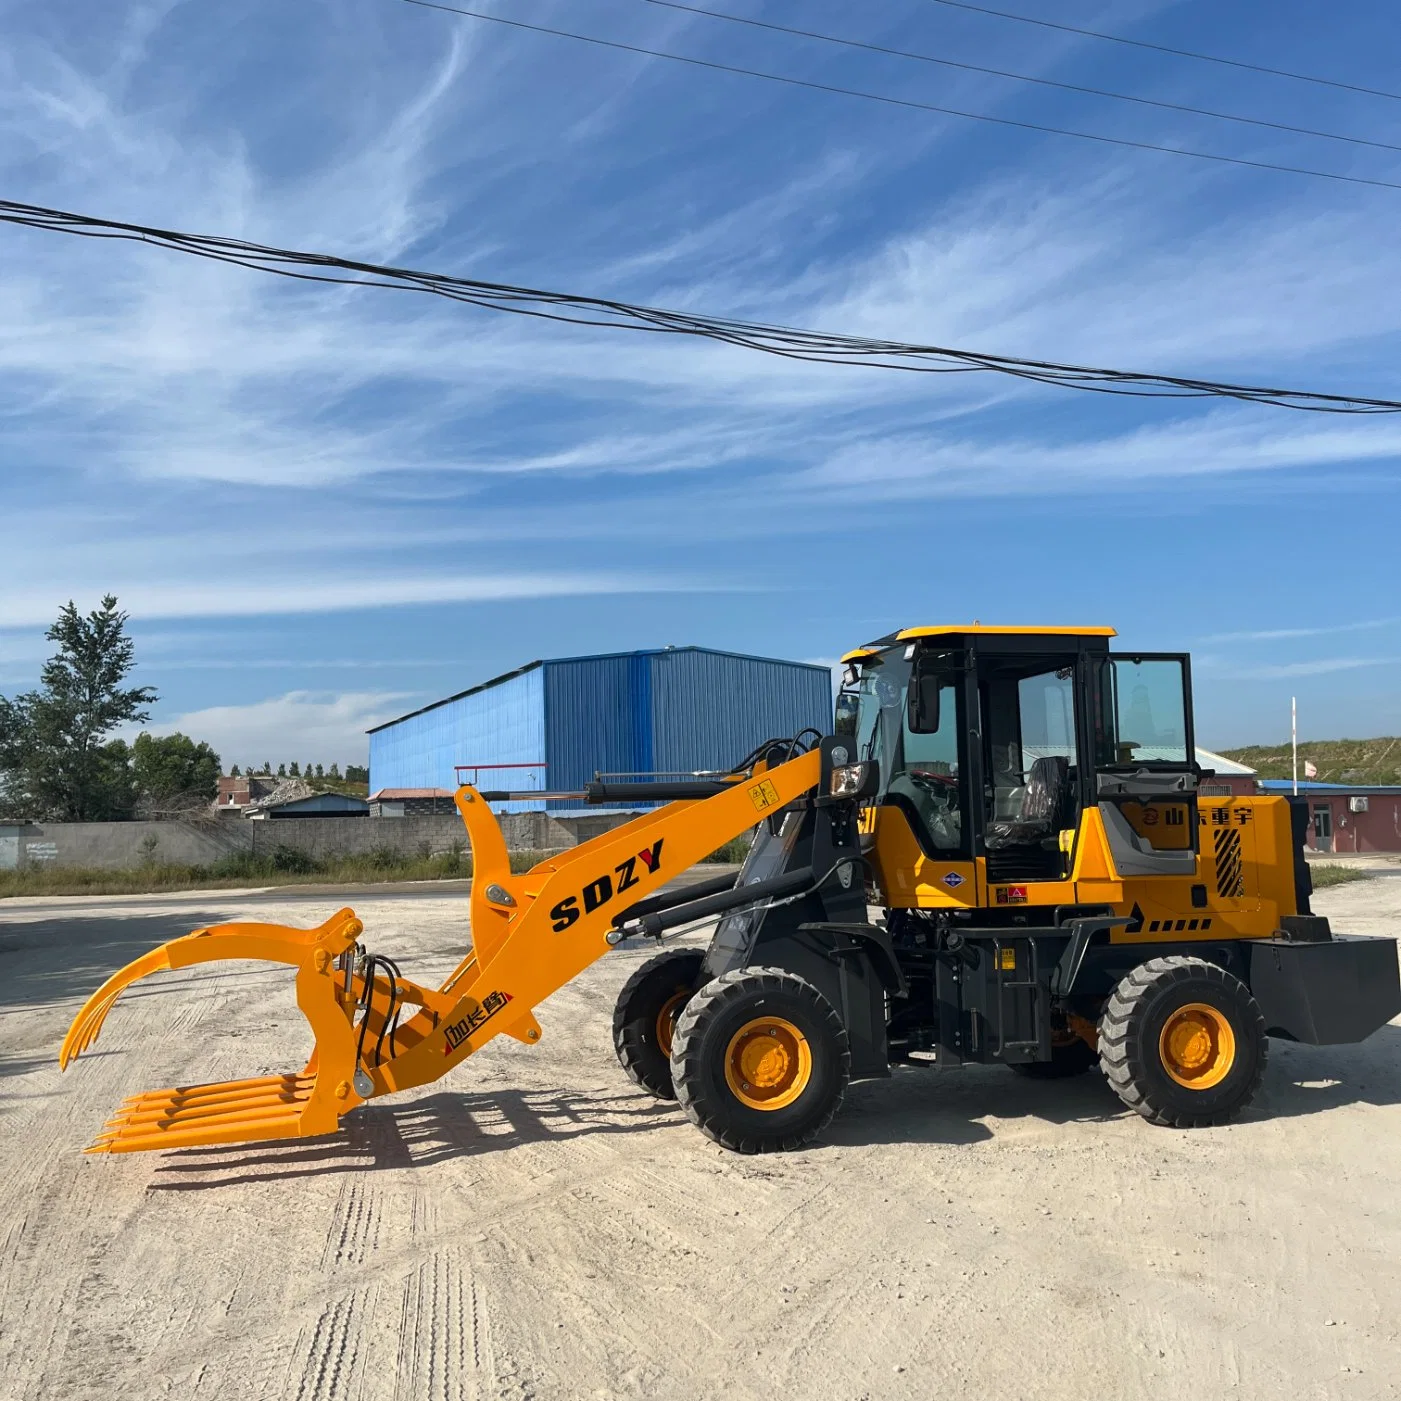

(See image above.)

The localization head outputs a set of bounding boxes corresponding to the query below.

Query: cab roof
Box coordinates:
[841,625,1116,664]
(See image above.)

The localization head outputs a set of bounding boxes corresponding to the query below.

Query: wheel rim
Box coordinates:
[1158,1002,1236,1089]
[655,990,689,1059]
[724,1016,812,1111]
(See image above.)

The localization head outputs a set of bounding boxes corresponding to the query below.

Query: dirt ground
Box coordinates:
[3,872,1401,1401]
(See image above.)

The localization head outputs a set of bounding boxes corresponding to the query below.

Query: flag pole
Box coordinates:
[1292,696,1298,797]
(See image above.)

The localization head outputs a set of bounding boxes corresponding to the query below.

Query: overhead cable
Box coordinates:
[922,0,1401,104]
[397,1,1401,194]
[2,197,1398,414]
[630,0,1401,156]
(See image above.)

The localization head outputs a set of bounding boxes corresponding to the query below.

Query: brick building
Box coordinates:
[1258,780,1401,853]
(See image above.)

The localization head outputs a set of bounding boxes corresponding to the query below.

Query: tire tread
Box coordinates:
[1097,955,1266,1128]
[671,966,850,1154]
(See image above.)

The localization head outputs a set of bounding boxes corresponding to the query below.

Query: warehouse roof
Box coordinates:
[367,646,833,733]
[1197,747,1256,776]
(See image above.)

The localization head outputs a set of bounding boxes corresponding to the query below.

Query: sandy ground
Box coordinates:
[3,874,1401,1401]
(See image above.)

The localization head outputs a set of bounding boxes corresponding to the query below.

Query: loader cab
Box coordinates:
[844,626,1199,891]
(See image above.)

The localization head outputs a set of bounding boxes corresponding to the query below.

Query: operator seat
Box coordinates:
[984,755,1069,850]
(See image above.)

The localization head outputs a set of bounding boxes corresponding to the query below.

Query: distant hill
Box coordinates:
[1218,738,1401,786]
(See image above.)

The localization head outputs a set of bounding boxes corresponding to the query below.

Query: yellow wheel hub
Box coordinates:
[655,991,688,1059]
[1159,1003,1236,1090]
[724,1016,812,1111]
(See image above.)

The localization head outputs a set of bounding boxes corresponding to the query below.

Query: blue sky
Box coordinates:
[2,0,1400,767]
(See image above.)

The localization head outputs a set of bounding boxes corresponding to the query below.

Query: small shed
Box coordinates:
[368,788,459,818]
[246,781,369,820]
[1196,748,1258,797]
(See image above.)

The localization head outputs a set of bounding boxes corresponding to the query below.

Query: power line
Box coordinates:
[922,0,1401,104]
[2,196,1398,414]
[630,0,1401,156]
[398,0,1401,194]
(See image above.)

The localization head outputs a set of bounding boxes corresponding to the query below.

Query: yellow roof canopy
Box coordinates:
[843,625,1117,663]
[896,625,1116,640]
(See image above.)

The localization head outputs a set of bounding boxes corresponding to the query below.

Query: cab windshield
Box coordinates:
[853,650,966,855]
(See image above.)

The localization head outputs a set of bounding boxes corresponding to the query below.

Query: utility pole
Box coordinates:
[1292,696,1298,797]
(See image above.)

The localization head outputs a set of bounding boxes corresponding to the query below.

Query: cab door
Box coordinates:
[1090,654,1200,879]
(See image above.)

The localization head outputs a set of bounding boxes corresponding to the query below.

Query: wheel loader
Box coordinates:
[62,625,1401,1156]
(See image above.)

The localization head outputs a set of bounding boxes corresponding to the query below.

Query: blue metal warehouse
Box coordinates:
[368,647,833,810]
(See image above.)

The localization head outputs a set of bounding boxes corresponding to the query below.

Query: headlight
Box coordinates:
[830,761,874,798]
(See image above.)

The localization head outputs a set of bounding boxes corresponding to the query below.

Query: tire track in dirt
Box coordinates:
[393,1246,493,1401]
[285,1283,379,1401]
[320,1174,383,1269]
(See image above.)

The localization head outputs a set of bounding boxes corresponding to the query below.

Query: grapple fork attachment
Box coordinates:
[60,909,371,1154]
[61,749,826,1156]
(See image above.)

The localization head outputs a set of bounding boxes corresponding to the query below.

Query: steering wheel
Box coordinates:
[908,768,959,798]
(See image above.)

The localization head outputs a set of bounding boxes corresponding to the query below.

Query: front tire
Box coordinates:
[671,967,850,1154]
[613,948,706,1099]
[1098,956,1266,1127]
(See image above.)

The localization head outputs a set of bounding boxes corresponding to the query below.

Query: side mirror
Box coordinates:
[834,692,859,736]
[907,658,942,733]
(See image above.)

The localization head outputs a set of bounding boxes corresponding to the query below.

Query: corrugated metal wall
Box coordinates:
[368,665,547,811]
[650,649,832,775]
[369,648,832,814]
[542,653,652,808]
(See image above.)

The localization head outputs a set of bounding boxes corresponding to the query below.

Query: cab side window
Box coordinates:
[890,672,964,854]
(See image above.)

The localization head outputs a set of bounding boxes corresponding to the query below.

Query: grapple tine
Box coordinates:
[59,947,176,1069]
[120,1075,311,1111]
[114,1082,312,1127]
[87,1113,314,1155]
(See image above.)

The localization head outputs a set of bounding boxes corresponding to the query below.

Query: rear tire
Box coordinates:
[613,948,706,1099]
[671,967,850,1154]
[1099,956,1266,1127]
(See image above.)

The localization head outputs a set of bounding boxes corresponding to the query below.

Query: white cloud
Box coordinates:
[0,570,735,629]
[1200,657,1401,681]
[134,689,409,766]
[1203,617,1401,644]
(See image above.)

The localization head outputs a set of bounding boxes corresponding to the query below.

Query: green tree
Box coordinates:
[289,760,301,778]
[277,762,287,778]
[132,732,221,810]
[262,761,272,775]
[329,762,341,779]
[345,763,368,784]
[230,763,241,777]
[314,762,324,779]
[0,596,155,820]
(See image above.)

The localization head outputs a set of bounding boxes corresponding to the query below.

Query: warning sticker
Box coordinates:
[748,778,782,813]
[995,885,1028,905]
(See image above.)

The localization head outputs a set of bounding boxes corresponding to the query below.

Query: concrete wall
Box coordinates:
[0,810,641,872]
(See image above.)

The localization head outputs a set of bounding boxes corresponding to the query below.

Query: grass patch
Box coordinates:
[0,846,557,899]
[1310,863,1375,888]
[1219,736,1401,786]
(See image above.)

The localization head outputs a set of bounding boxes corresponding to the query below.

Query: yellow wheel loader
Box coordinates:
[62,626,1401,1155]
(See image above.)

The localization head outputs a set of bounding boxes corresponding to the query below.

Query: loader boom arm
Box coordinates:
[382,746,822,1093]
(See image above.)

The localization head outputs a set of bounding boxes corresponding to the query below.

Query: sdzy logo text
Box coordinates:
[550,840,664,931]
